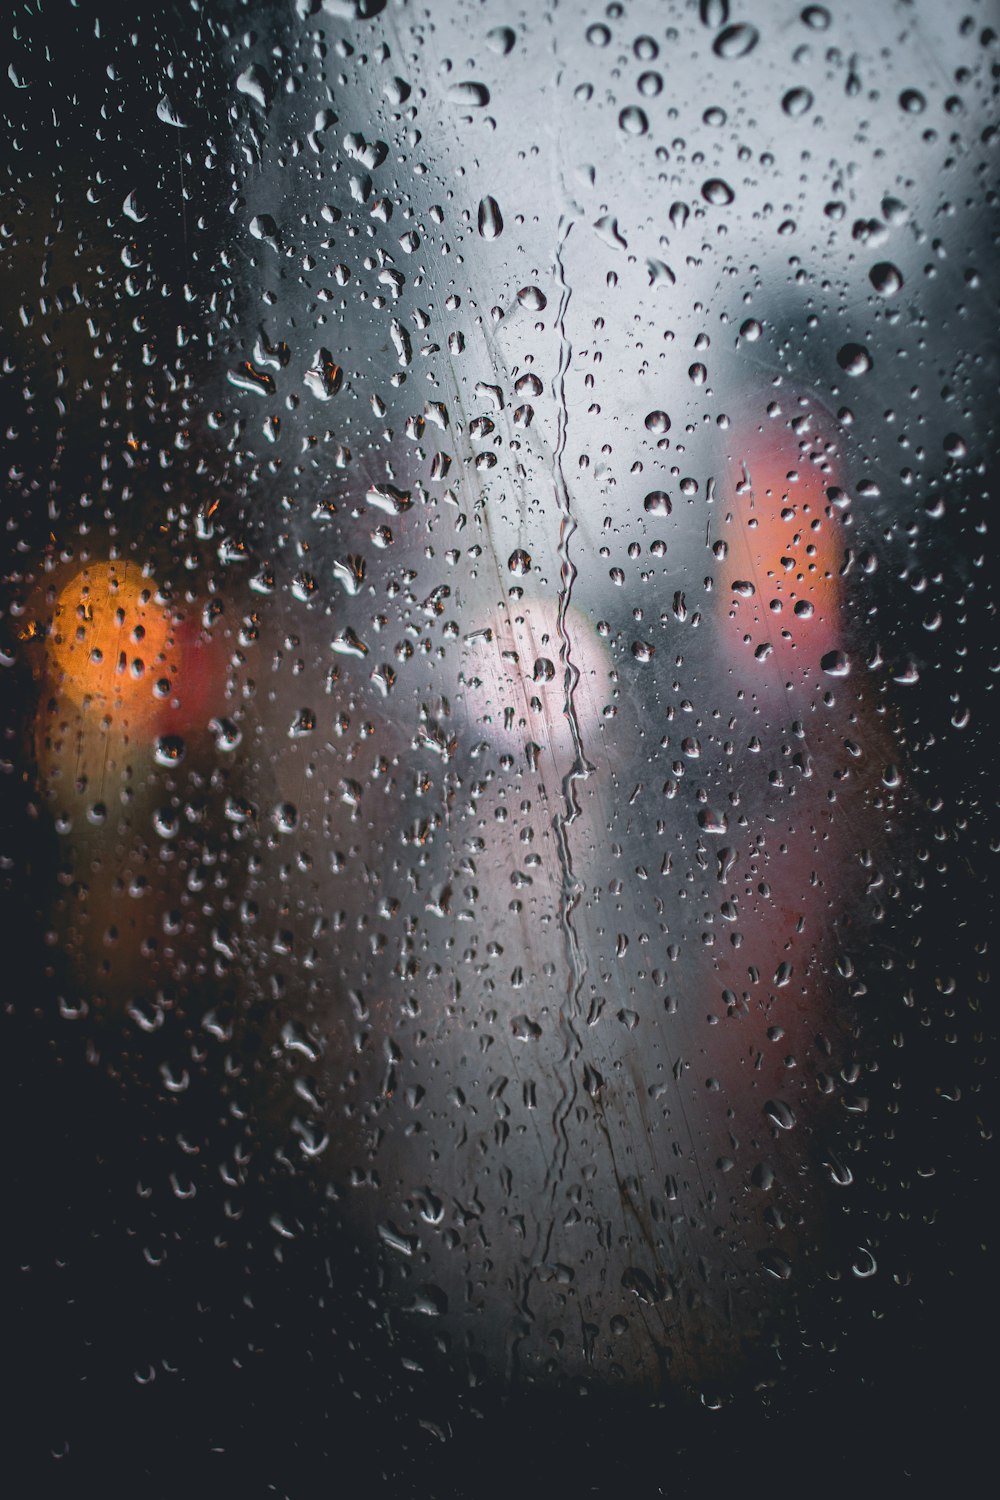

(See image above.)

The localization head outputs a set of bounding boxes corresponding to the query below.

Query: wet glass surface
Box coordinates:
[2,0,997,1492]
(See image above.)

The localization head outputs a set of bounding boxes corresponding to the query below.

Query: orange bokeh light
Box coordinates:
[45,561,225,741]
[47,563,174,731]
[718,423,843,667]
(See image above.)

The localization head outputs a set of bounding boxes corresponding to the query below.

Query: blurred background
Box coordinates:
[2,0,997,1492]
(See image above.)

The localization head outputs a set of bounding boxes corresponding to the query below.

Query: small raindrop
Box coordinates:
[123,190,147,223]
[272,803,299,833]
[851,1247,878,1278]
[837,342,873,376]
[478,197,503,240]
[647,258,676,288]
[759,1250,793,1280]
[619,106,649,136]
[517,286,547,311]
[782,87,814,117]
[899,88,926,114]
[825,1152,854,1187]
[699,0,730,28]
[486,26,516,55]
[702,178,735,206]
[156,96,188,128]
[821,649,851,677]
[447,81,490,108]
[712,24,760,60]
[764,1099,796,1131]
[153,735,186,767]
[383,77,411,105]
[869,262,903,296]
[236,65,273,111]
[698,807,728,834]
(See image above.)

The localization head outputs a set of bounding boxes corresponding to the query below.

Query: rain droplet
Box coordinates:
[594,215,628,250]
[507,548,531,576]
[645,411,670,433]
[212,718,242,752]
[837,342,873,376]
[702,178,735,206]
[272,802,299,833]
[699,0,730,28]
[869,262,903,296]
[478,197,503,240]
[782,87,814,117]
[153,735,186,767]
[899,88,926,114]
[851,1247,878,1278]
[447,81,490,108]
[644,491,672,515]
[384,77,411,105]
[303,349,343,401]
[619,106,649,136]
[236,64,273,111]
[698,807,729,834]
[821,649,850,677]
[123,190,147,223]
[407,1284,448,1317]
[517,286,547,311]
[764,1098,796,1131]
[712,24,760,59]
[486,26,516,55]
[647,258,676,288]
[156,96,188,128]
[824,1151,853,1187]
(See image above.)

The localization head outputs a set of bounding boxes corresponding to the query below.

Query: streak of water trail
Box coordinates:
[544,217,596,1199]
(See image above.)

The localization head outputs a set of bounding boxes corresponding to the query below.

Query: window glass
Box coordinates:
[3,0,995,1490]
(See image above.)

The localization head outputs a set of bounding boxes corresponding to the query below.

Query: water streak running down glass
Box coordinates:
[2,0,996,1492]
